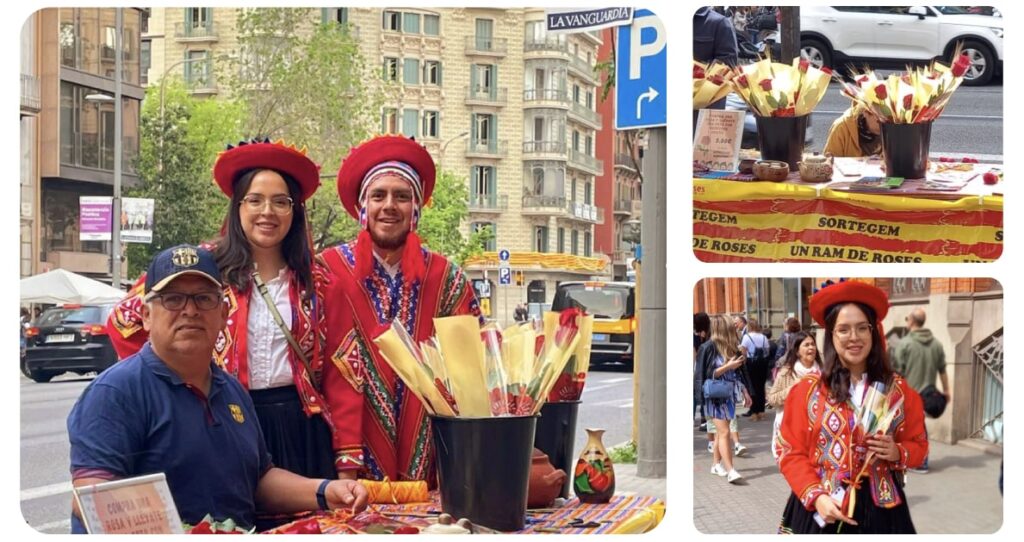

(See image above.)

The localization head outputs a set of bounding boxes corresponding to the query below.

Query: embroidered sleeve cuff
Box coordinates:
[800,485,828,511]
[892,443,910,470]
[334,449,365,472]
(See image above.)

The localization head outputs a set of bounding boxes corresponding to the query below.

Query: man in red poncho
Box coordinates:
[318,135,482,484]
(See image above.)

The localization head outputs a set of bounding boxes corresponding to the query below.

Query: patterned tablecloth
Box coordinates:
[268,493,665,534]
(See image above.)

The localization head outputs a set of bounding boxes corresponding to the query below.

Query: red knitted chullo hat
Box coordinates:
[336,135,436,282]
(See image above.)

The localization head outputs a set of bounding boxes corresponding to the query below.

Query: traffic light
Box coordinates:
[514,270,525,286]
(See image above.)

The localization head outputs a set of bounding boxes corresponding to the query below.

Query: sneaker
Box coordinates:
[711,463,728,477]
[707,441,714,453]
[734,443,748,457]
[908,467,930,474]
[727,469,744,483]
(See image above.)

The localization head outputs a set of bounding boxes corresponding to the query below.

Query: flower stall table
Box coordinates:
[692,160,1003,263]
[266,493,665,534]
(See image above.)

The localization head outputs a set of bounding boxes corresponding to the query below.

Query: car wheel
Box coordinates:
[800,38,832,70]
[29,370,54,383]
[960,40,995,86]
[20,356,30,379]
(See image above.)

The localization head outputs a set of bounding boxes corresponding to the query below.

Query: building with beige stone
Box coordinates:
[144,7,613,323]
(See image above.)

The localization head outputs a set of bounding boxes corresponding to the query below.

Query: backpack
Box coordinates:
[744,332,772,368]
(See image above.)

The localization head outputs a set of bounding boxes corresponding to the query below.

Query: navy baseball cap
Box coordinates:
[144,244,222,295]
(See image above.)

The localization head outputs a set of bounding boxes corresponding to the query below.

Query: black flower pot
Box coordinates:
[755,115,809,170]
[881,121,933,179]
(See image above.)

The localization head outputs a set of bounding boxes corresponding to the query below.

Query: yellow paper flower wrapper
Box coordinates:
[732,56,832,117]
[433,315,491,418]
[693,60,735,109]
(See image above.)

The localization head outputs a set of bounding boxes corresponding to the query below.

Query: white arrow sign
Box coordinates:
[636,86,659,119]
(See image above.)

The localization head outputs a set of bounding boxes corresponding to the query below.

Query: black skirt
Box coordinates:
[250,386,336,531]
[778,479,916,534]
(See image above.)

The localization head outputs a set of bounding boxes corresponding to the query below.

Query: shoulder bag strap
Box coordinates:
[251,269,320,392]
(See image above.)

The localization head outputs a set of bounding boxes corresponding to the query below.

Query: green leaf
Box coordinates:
[574,473,593,493]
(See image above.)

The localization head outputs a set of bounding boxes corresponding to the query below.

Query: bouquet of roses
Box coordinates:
[185,515,256,534]
[841,383,905,528]
[731,56,832,117]
[838,45,972,124]
[693,60,736,109]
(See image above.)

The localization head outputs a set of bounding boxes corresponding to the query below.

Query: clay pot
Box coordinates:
[753,160,790,182]
[798,152,834,183]
[527,448,567,508]
[573,429,615,504]
[738,158,757,174]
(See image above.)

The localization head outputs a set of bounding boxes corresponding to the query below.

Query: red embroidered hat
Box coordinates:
[809,279,889,327]
[213,138,321,202]
[336,135,436,219]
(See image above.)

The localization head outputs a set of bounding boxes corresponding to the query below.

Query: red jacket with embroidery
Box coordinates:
[777,374,928,512]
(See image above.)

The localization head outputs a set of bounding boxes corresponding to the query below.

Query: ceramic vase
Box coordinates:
[572,428,615,504]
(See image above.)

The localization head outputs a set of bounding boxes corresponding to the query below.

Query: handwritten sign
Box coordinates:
[74,473,183,534]
[693,109,744,172]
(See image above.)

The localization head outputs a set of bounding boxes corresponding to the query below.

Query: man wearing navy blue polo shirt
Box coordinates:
[67,245,368,533]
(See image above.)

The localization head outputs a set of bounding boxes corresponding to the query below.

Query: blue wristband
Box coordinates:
[316,479,331,510]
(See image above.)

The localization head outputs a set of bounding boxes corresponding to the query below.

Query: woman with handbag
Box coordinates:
[697,314,751,483]
[767,331,821,461]
[777,280,927,533]
[106,141,360,498]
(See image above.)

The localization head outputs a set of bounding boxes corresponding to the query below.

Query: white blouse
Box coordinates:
[246,267,294,390]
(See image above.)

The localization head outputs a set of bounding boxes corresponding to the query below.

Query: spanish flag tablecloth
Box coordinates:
[693,180,1003,263]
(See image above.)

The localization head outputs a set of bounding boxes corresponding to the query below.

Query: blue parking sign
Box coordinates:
[499,267,511,285]
[615,9,666,129]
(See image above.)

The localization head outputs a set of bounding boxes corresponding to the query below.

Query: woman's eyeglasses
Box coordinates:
[148,292,223,311]
[833,324,873,340]
[241,195,294,215]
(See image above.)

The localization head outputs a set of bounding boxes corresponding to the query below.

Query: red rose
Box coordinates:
[736,74,749,87]
[394,526,420,534]
[709,74,724,85]
[758,79,772,91]
[963,157,979,164]
[951,53,971,77]
[189,522,213,535]
[874,84,887,100]
[983,171,999,185]
[939,156,952,163]
[798,58,809,73]
[693,64,705,79]
[856,75,869,85]
[821,66,833,76]
[903,94,913,110]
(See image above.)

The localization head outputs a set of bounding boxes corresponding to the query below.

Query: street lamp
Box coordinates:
[439,131,469,170]
[158,56,209,172]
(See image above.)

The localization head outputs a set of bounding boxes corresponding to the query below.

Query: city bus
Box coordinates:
[550,281,636,370]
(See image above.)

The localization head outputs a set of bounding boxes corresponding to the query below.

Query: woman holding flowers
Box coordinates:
[696,314,751,484]
[767,331,822,461]
[776,280,927,534]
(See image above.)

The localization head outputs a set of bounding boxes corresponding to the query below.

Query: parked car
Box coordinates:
[551,281,635,371]
[801,6,1003,85]
[23,304,118,383]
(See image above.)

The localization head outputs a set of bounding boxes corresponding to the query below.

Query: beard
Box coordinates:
[369,227,409,250]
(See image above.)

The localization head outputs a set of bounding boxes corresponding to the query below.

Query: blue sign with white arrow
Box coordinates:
[615,9,666,130]
[498,249,510,262]
[499,266,512,285]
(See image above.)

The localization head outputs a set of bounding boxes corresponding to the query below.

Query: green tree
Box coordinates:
[124,82,243,277]
[223,8,382,248]
[417,170,493,265]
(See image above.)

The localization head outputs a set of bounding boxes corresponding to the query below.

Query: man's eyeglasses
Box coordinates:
[241,195,294,215]
[833,324,873,340]
[148,292,223,311]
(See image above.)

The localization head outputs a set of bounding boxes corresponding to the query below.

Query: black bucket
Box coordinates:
[881,121,933,179]
[430,415,537,531]
[534,401,581,499]
[755,115,809,170]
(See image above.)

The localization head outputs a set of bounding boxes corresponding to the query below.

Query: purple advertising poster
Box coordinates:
[80,196,113,241]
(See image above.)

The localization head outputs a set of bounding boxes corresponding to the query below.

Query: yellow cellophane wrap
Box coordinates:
[574,315,595,376]
[373,326,456,417]
[433,315,491,418]
[361,479,430,504]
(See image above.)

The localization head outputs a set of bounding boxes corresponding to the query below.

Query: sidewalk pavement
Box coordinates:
[693,407,1002,534]
[614,463,666,502]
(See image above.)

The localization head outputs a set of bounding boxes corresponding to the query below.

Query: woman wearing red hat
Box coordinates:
[107,140,363,497]
[318,134,482,485]
[776,280,927,534]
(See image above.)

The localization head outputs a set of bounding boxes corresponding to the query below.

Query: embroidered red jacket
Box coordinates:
[777,374,928,512]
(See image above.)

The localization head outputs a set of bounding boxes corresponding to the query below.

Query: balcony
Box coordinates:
[524,38,570,56]
[523,88,571,109]
[614,199,633,216]
[522,140,567,159]
[465,139,508,159]
[174,22,218,42]
[568,101,601,130]
[522,195,568,216]
[615,152,641,172]
[567,200,604,224]
[568,55,599,84]
[465,86,508,107]
[568,149,604,176]
[465,35,508,57]
[468,194,509,214]
[21,73,40,113]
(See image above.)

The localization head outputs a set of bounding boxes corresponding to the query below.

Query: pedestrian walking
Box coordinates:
[777,281,927,534]
[696,314,751,483]
[767,331,821,460]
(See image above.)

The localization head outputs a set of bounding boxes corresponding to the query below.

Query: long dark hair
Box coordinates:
[781,331,821,371]
[212,168,313,296]
[820,302,893,403]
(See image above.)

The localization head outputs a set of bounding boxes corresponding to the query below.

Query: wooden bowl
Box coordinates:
[753,160,790,182]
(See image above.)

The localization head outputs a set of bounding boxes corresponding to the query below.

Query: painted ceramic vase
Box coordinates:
[572,428,615,504]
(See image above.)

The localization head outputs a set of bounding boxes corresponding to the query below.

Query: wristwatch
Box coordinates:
[316,479,331,510]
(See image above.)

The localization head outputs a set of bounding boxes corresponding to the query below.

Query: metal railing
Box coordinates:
[466,86,508,105]
[614,199,633,214]
[465,139,509,158]
[524,39,569,54]
[568,55,599,82]
[569,101,601,127]
[465,35,508,55]
[468,194,509,212]
[174,22,218,40]
[523,88,570,104]
[522,195,568,211]
[522,140,566,154]
[568,149,603,173]
[567,201,604,223]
